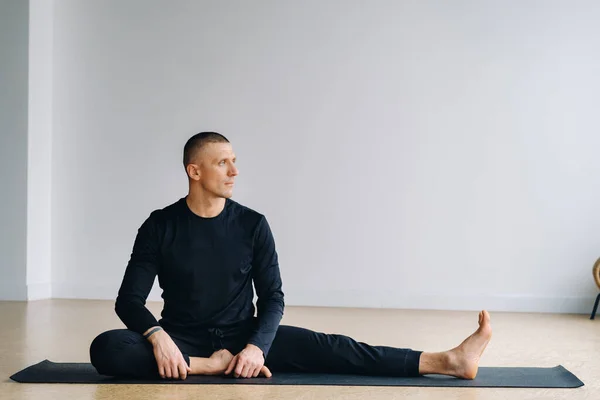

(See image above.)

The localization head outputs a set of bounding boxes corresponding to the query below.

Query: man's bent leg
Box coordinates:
[90,329,233,378]
[265,325,422,377]
[90,329,162,378]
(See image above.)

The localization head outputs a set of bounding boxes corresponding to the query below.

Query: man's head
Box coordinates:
[183,132,238,199]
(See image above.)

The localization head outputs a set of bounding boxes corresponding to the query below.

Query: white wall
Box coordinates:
[0,0,29,300]
[0,0,54,301]
[51,0,600,313]
[27,0,54,300]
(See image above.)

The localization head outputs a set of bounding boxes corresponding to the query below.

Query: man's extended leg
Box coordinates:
[265,310,492,379]
[265,327,422,377]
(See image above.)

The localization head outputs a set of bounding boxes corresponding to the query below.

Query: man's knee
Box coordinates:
[89,329,134,375]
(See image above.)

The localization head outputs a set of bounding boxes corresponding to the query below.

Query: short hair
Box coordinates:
[183,132,229,168]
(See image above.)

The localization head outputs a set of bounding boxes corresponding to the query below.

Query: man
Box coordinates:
[90,132,492,380]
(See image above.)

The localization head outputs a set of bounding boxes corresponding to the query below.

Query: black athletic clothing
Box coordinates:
[114,197,284,356]
[92,197,423,378]
[90,322,423,378]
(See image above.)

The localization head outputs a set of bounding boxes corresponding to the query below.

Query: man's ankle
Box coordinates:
[190,357,217,375]
[418,351,451,375]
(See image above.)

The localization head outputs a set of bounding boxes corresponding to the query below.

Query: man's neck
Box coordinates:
[185,193,226,218]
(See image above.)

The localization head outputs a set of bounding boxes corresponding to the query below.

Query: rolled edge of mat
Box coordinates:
[10,359,52,382]
[555,365,585,387]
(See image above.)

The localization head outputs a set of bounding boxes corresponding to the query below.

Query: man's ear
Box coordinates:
[186,163,201,181]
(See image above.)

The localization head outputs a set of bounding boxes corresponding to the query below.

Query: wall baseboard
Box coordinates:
[50,283,598,315]
[52,282,163,302]
[27,282,52,300]
[282,288,597,315]
[0,281,27,301]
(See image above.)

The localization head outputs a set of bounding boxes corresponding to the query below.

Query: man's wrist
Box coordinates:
[143,326,163,343]
[245,343,264,358]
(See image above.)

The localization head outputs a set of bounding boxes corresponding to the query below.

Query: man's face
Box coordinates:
[192,142,238,198]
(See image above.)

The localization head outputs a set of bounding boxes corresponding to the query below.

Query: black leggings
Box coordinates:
[90,323,422,378]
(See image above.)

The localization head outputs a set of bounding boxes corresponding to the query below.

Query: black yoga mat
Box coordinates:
[10,360,583,388]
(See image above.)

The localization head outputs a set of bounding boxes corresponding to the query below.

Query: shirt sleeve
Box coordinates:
[247,216,285,357]
[114,212,161,334]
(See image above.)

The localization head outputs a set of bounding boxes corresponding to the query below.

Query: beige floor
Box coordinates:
[0,300,598,400]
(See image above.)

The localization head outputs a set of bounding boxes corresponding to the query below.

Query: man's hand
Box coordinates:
[146,328,192,380]
[225,344,272,378]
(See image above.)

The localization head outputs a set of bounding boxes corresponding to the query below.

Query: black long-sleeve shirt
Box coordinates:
[114,197,285,357]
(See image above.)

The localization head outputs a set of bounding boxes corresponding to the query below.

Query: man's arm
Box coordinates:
[247,216,285,357]
[114,213,162,333]
[225,215,284,378]
[114,212,191,379]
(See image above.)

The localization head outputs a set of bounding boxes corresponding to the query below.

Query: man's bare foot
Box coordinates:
[209,349,235,374]
[189,349,234,375]
[419,310,492,379]
[446,310,492,379]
